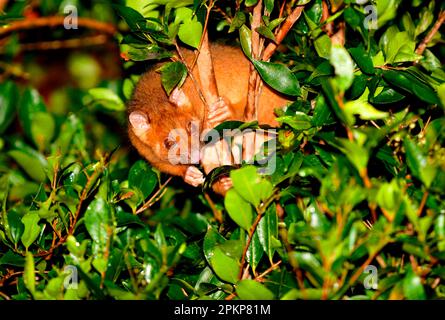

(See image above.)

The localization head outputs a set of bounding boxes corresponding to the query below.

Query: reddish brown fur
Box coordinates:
[128,44,288,183]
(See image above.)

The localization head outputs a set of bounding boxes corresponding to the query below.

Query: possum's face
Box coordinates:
[129,108,202,166]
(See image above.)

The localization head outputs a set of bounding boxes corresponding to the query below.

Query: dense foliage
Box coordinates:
[1,0,445,300]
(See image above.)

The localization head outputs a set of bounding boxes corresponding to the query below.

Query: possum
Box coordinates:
[128,44,288,194]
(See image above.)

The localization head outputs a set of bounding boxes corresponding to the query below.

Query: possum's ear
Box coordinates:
[169,87,192,108]
[129,111,150,137]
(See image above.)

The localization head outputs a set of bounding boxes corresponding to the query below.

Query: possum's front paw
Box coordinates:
[184,166,205,187]
[207,97,233,128]
[212,176,233,196]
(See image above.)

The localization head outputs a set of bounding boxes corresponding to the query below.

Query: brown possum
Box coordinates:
[128,44,288,193]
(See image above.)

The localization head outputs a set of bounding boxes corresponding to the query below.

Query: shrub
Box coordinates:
[0,0,444,300]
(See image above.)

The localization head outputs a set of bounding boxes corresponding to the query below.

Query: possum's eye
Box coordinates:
[164,138,176,150]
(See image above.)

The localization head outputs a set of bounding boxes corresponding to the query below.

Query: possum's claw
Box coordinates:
[184,166,205,187]
[207,97,232,128]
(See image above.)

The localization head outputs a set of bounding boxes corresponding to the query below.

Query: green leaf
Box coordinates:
[87,88,125,111]
[112,4,147,32]
[203,227,226,263]
[203,228,239,284]
[127,45,172,61]
[246,230,263,273]
[291,252,325,282]
[264,0,274,13]
[229,11,246,33]
[210,247,239,284]
[225,189,253,231]
[415,6,434,37]
[30,112,55,151]
[404,138,437,188]
[245,0,259,6]
[257,205,279,263]
[382,69,440,105]
[52,114,82,156]
[349,46,374,75]
[314,34,332,59]
[403,268,426,300]
[371,87,406,104]
[343,99,388,124]
[236,280,274,300]
[376,180,402,214]
[159,61,188,95]
[438,83,445,109]
[255,25,276,41]
[252,60,301,96]
[8,148,47,182]
[18,88,47,145]
[21,212,41,251]
[380,26,420,63]
[312,96,335,126]
[230,166,272,207]
[84,198,112,252]
[24,252,36,295]
[5,211,24,246]
[377,0,402,28]
[128,160,157,200]
[330,45,354,90]
[337,139,369,173]
[320,79,349,125]
[178,20,202,48]
[0,81,18,135]
[0,250,25,267]
[277,112,313,130]
[239,25,252,59]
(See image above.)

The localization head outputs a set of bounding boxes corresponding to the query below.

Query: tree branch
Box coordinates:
[245,0,263,121]
[197,30,219,104]
[0,16,117,38]
[238,212,263,279]
[8,34,110,52]
[262,5,304,61]
[0,0,7,12]
[416,10,445,56]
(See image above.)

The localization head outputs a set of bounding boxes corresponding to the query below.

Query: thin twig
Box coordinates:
[262,5,305,61]
[214,6,232,24]
[0,291,10,300]
[255,260,282,281]
[416,11,445,56]
[13,34,110,52]
[346,242,387,288]
[416,191,429,217]
[191,0,215,69]
[35,154,112,257]
[278,1,286,20]
[174,42,208,107]
[136,177,173,215]
[238,212,263,279]
[321,0,334,37]
[204,192,223,223]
